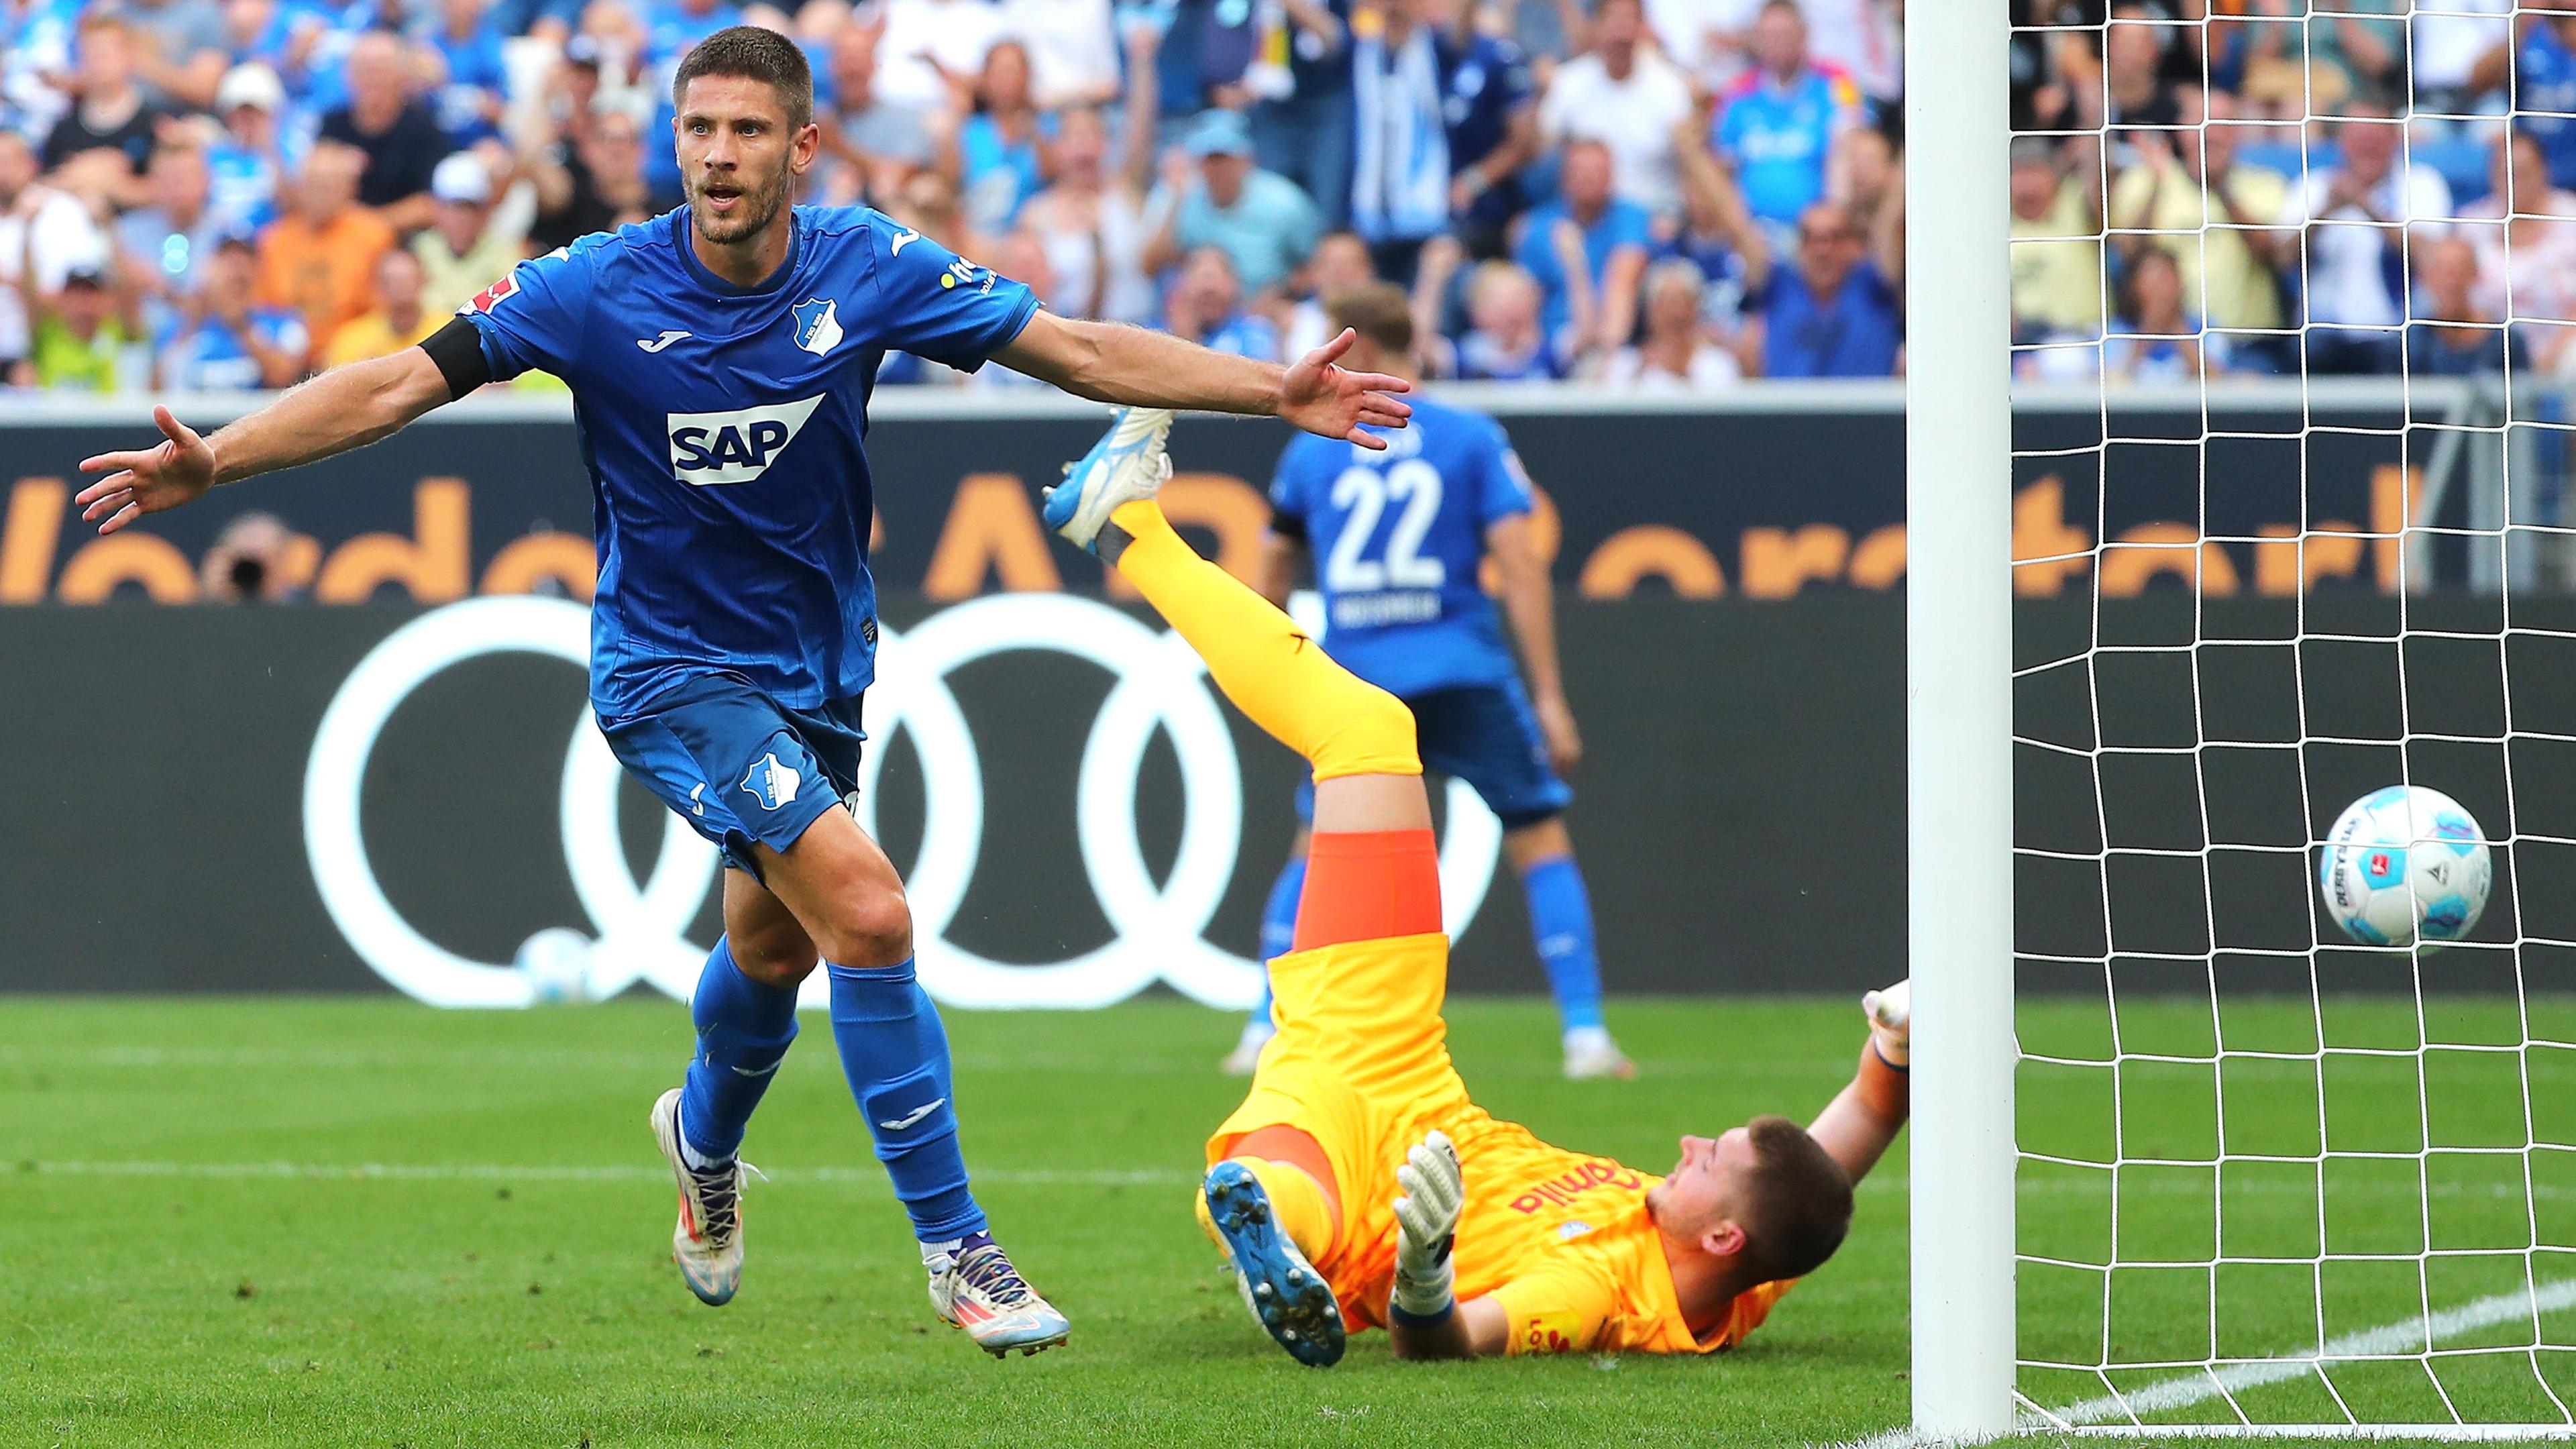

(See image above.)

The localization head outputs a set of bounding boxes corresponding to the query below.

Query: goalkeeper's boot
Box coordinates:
[927,1236,1072,1358]
[1562,1026,1637,1081]
[649,1087,754,1307]
[1043,406,1174,554]
[1201,1160,1344,1366]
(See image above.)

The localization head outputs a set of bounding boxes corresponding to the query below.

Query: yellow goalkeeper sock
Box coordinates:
[1106,500,1419,782]
[1195,1156,1339,1262]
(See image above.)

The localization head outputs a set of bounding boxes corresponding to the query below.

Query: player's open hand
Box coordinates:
[76,405,217,536]
[1281,329,1413,449]
[1393,1130,1463,1275]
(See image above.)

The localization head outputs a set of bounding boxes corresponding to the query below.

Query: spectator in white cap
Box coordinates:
[413,150,532,318]
[207,62,292,237]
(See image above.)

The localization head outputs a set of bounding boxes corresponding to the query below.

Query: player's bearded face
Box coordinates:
[688,144,790,245]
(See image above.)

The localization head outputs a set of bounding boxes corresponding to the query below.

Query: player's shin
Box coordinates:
[824,958,986,1244]
[1521,855,1606,1035]
[1100,500,1419,782]
[678,938,800,1167]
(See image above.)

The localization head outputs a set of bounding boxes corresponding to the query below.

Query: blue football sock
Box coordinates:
[678,938,800,1167]
[1521,854,1606,1032]
[1249,855,1307,1032]
[826,958,987,1244]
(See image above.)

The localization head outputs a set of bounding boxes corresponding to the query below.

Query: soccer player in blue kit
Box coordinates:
[72,26,1412,1358]
[1220,283,1633,1082]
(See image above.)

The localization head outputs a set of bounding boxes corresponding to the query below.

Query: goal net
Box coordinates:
[1911,0,2576,1440]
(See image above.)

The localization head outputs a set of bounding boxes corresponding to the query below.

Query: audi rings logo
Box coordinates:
[303,594,1503,1011]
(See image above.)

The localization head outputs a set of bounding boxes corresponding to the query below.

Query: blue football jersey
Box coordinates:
[1269,394,1533,698]
[460,205,1039,720]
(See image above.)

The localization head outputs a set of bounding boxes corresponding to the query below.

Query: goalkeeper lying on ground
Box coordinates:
[1044,402,1914,1364]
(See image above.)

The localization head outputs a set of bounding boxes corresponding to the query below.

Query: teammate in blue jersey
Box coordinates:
[1222,282,1633,1082]
[72,25,1411,1358]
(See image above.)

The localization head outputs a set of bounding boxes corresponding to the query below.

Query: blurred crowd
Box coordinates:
[4,0,2563,398]
[0,0,1916,394]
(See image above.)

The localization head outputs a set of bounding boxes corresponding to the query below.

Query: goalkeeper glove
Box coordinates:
[1862,978,1911,1069]
[1390,1130,1462,1321]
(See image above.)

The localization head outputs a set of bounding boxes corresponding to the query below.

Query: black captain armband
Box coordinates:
[419,317,494,400]
[1268,507,1306,543]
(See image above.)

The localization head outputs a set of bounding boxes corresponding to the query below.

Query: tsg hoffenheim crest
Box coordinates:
[740,751,804,811]
[792,297,843,356]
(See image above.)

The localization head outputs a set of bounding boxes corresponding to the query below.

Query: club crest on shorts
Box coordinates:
[792,296,843,356]
[740,751,803,811]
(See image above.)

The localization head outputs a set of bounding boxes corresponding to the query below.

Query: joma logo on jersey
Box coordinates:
[667,396,826,485]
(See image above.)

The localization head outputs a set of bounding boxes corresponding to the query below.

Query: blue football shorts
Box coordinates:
[600,672,867,878]
[1295,679,1572,830]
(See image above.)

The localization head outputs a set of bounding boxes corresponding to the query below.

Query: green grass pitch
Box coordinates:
[5,994,2575,1448]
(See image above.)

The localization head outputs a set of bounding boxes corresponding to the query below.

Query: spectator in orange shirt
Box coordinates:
[321,247,439,370]
[254,142,394,363]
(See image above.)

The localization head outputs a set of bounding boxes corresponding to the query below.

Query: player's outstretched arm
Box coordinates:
[75,347,456,535]
[1806,980,1912,1187]
[994,311,1413,449]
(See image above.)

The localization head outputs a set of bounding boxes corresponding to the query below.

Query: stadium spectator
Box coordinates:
[19,261,141,391]
[999,0,1120,111]
[945,39,1047,234]
[2458,131,2576,372]
[1714,0,1860,237]
[2406,235,2508,376]
[525,103,651,254]
[1250,0,1354,233]
[423,0,513,146]
[818,19,936,205]
[117,0,229,111]
[1448,257,1562,380]
[1671,99,1762,319]
[254,140,394,362]
[1743,197,1900,377]
[157,233,305,389]
[1513,136,1649,360]
[1019,32,1161,325]
[1648,0,1763,93]
[320,32,455,231]
[1355,0,1540,268]
[1150,108,1326,300]
[113,140,221,339]
[1162,244,1281,362]
[2473,15,2576,190]
[2104,245,2220,383]
[205,62,290,235]
[2412,0,2512,116]
[2008,136,2102,342]
[43,15,166,189]
[1598,256,1743,389]
[322,246,438,368]
[2,0,81,145]
[2277,102,2453,374]
[2098,3,2184,133]
[887,164,985,260]
[873,0,1002,112]
[1538,0,1693,216]
[1801,0,1899,108]
[645,0,741,67]
[0,129,108,383]
[412,152,528,319]
[2106,89,2288,339]
[1282,229,1381,361]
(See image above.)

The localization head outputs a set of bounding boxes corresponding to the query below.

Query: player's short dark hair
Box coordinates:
[672,25,814,131]
[1327,282,1414,357]
[1736,1116,1854,1283]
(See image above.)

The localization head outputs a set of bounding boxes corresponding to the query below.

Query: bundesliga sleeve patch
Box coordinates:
[461,272,518,315]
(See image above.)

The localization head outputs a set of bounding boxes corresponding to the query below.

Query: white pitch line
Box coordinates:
[18,1159,1195,1187]
[1821,1278,2576,1449]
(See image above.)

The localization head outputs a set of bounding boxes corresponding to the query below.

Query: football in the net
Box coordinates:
[2318,786,2491,948]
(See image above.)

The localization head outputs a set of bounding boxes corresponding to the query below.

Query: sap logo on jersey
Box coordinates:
[667,395,826,485]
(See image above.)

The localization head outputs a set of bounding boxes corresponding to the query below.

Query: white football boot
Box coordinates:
[927,1237,1073,1358]
[649,1087,754,1307]
[1562,1026,1637,1080]
[1042,406,1175,553]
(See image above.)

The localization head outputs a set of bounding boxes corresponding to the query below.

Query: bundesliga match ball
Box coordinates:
[2318,786,2491,949]
[515,927,596,1005]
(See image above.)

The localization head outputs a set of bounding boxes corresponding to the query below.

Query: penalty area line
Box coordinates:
[18,1159,1196,1187]
[1819,1277,2576,1449]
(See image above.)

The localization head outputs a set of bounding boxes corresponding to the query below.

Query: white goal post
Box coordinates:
[1904,0,2576,1440]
